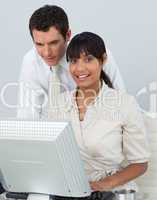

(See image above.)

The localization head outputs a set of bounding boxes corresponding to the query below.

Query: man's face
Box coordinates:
[32,26,71,66]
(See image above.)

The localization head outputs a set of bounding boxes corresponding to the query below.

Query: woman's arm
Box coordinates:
[90,162,148,191]
[90,95,150,192]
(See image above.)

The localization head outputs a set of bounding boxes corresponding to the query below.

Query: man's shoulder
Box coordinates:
[20,47,39,80]
[23,47,37,62]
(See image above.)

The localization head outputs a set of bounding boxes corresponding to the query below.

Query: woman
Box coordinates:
[49,32,150,200]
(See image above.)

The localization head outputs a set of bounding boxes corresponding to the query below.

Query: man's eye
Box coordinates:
[36,43,43,47]
[50,40,59,46]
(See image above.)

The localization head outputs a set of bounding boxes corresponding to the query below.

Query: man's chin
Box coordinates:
[45,60,58,67]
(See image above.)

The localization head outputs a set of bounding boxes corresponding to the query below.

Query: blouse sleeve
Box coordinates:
[122,95,150,164]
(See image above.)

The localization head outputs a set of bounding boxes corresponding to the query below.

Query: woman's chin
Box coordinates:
[77,83,91,90]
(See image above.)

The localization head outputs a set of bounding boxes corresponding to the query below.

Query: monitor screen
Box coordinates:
[0,120,91,197]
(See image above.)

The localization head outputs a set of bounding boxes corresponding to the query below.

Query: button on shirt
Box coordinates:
[17,47,125,119]
[48,83,150,191]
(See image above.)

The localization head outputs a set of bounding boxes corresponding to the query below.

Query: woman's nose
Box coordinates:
[76,61,86,72]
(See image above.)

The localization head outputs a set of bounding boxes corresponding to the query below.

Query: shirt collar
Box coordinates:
[58,55,68,69]
[67,82,111,111]
[94,81,110,103]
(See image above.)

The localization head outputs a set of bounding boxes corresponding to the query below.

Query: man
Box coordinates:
[17,5,125,119]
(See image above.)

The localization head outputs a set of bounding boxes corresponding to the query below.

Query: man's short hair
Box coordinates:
[29,5,69,40]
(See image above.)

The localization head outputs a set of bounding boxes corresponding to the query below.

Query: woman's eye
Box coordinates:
[70,59,77,64]
[85,56,93,62]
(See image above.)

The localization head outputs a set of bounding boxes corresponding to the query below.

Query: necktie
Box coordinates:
[48,66,61,118]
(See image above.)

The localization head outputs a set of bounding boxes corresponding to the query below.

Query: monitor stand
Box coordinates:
[28,194,50,200]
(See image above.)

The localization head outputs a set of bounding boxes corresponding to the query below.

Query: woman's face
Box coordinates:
[69,53,103,90]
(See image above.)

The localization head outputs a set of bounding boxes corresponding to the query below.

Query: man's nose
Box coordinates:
[43,45,52,57]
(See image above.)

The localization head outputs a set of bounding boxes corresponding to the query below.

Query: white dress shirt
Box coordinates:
[17,47,125,119]
[48,83,150,191]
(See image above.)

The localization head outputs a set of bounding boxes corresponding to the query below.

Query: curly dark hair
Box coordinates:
[29,5,69,40]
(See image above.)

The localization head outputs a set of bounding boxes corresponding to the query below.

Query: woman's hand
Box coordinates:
[90,162,148,192]
[89,177,113,192]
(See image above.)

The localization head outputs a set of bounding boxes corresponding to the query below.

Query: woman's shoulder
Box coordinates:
[101,86,139,113]
[103,85,136,103]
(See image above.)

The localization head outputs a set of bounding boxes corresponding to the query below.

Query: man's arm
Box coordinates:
[104,49,126,91]
[17,51,45,119]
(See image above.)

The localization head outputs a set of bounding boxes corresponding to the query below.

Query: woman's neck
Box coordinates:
[76,81,102,106]
[76,81,102,121]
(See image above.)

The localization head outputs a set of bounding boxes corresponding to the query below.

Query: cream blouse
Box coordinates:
[48,83,150,191]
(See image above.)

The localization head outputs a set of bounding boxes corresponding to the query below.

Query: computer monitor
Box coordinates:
[0,119,91,198]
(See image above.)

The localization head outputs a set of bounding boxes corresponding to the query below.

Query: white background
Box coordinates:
[0,0,156,117]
